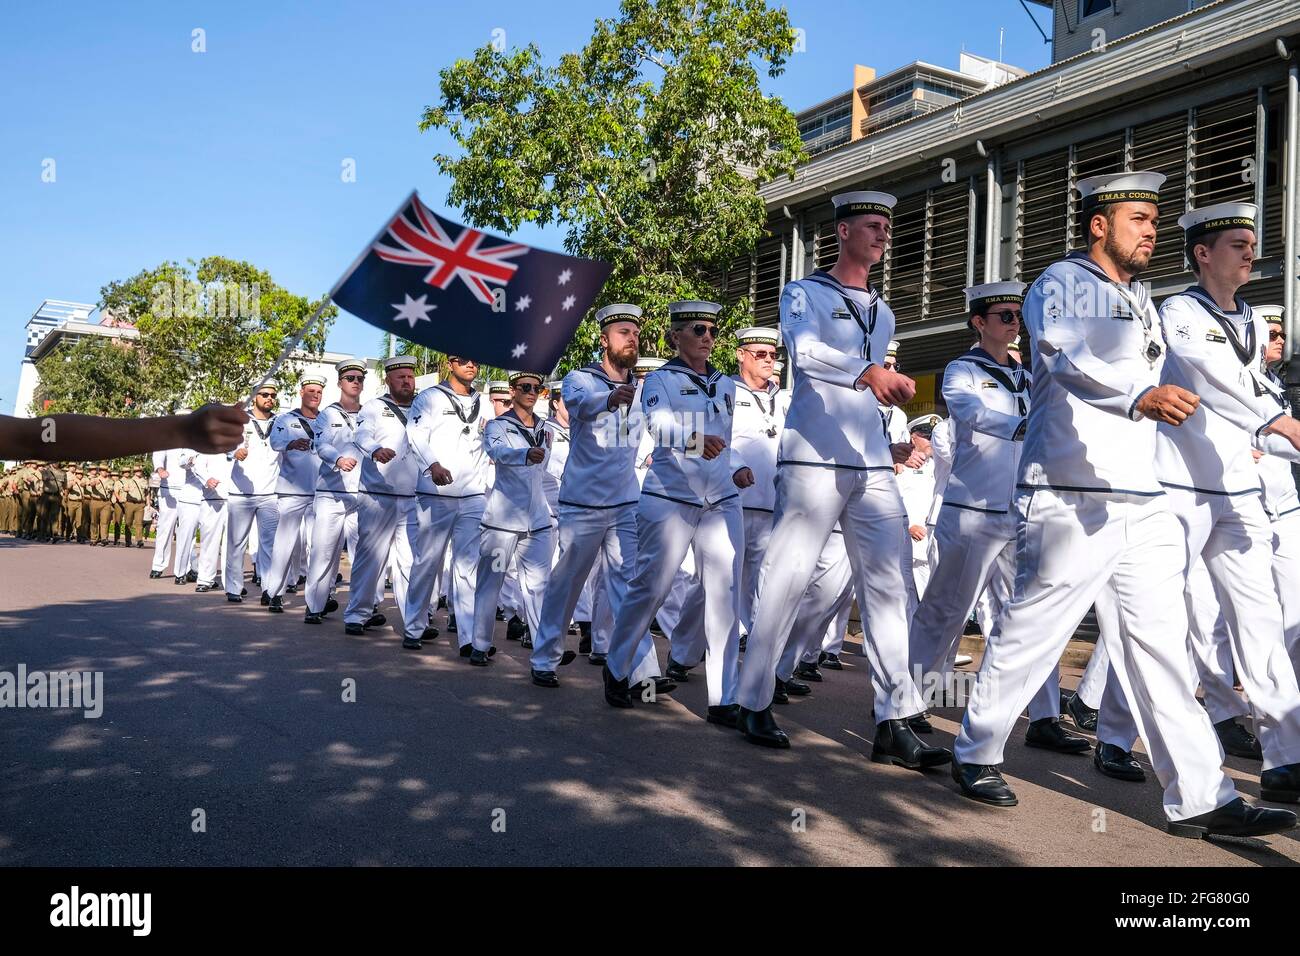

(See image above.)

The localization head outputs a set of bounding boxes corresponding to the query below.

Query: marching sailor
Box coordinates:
[468,371,555,666]
[405,355,492,653]
[149,440,201,582]
[342,356,420,636]
[263,376,324,611]
[191,450,231,592]
[736,190,949,770]
[950,172,1294,837]
[224,383,280,602]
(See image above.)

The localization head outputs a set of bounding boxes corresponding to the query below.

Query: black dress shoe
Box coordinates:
[304,612,323,625]
[446,613,457,633]
[459,644,473,657]
[531,669,559,688]
[588,651,607,666]
[495,607,505,621]
[794,661,823,683]
[421,626,439,642]
[1094,742,1145,782]
[871,719,952,770]
[268,596,284,613]
[738,634,747,653]
[469,649,490,666]
[652,676,677,697]
[227,594,243,603]
[559,650,577,666]
[739,706,789,748]
[402,637,423,650]
[822,652,843,670]
[1025,717,1091,754]
[149,570,162,579]
[252,574,261,586]
[707,704,740,728]
[506,615,527,641]
[1065,692,1099,732]
[1215,718,1262,760]
[520,632,533,649]
[602,665,632,708]
[260,591,271,607]
[285,583,297,593]
[174,576,186,585]
[195,584,212,593]
[783,676,812,697]
[186,570,198,583]
[665,658,692,682]
[577,621,592,655]
[649,617,665,637]
[345,623,365,636]
[568,622,579,635]
[437,595,447,610]
[951,759,1018,807]
[365,613,386,629]
[296,574,306,587]
[334,573,342,586]
[1260,763,1300,803]
[324,598,339,614]
[771,678,790,705]
[241,587,248,597]
[1166,796,1297,839]
[908,712,934,734]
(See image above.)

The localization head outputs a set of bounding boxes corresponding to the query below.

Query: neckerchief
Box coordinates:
[249,415,273,443]
[501,409,546,447]
[1063,252,1160,367]
[806,269,879,363]
[377,395,410,427]
[435,383,480,435]
[327,402,358,431]
[735,379,779,437]
[957,347,1031,415]
[1183,286,1257,369]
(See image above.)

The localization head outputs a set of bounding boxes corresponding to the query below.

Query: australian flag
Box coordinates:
[331,191,612,372]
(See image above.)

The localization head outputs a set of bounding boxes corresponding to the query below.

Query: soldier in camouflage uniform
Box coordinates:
[121,467,149,547]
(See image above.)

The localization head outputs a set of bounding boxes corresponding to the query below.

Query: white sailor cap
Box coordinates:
[335,358,367,376]
[907,413,942,435]
[595,303,643,328]
[1075,171,1166,212]
[736,326,780,347]
[383,355,417,372]
[832,190,897,221]
[508,370,543,387]
[487,380,511,396]
[885,340,900,358]
[668,300,722,325]
[1256,304,1285,324]
[301,374,328,388]
[1177,201,1257,241]
[964,281,1027,313]
[773,360,785,373]
[633,356,666,376]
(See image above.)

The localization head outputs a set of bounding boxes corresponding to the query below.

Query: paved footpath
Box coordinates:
[1,535,1297,866]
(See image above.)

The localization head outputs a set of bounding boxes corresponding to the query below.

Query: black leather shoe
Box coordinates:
[469,649,490,666]
[908,712,934,734]
[495,607,505,621]
[871,719,952,770]
[345,623,365,636]
[568,622,579,635]
[783,676,812,696]
[446,613,457,633]
[195,584,212,593]
[1260,763,1300,803]
[268,596,284,613]
[821,652,843,670]
[794,662,823,683]
[531,669,559,688]
[186,570,198,583]
[252,574,261,587]
[174,576,186,585]
[421,626,439,642]
[227,594,243,603]
[588,651,607,666]
[304,612,322,625]
[324,598,339,614]
[738,633,747,653]
[577,622,592,655]
[652,676,677,697]
[772,678,790,705]
[602,665,632,708]
[149,570,162,579]
[260,591,271,607]
[459,644,473,657]
[241,587,248,597]
[739,706,789,748]
[1025,717,1091,754]
[506,615,527,641]
[402,637,422,650]
[285,583,297,593]
[1094,742,1145,782]
[1215,718,1263,760]
[707,704,740,728]
[665,658,692,682]
[1065,692,1099,732]
[365,613,386,629]
[1166,796,1297,839]
[951,759,1018,807]
[296,574,306,588]
[437,595,447,610]
[520,632,533,649]
[559,650,577,666]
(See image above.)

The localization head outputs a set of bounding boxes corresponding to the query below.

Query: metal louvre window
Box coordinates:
[886,192,926,323]
[715,253,752,311]
[926,182,971,323]
[1130,113,1189,281]
[753,235,785,327]
[1263,95,1284,256]
[812,211,839,272]
[1191,95,1256,210]
[1067,133,1125,251]
[1014,149,1069,286]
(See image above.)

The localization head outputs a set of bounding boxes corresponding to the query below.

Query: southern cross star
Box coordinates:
[391,293,436,328]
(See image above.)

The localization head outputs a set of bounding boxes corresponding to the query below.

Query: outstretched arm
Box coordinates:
[0,404,247,462]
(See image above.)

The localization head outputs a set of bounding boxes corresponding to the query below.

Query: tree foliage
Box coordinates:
[30,334,146,417]
[420,0,805,372]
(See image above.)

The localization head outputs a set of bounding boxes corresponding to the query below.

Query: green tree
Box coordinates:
[30,334,146,417]
[420,0,805,373]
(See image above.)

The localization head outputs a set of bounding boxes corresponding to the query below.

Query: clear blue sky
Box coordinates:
[0,0,1051,413]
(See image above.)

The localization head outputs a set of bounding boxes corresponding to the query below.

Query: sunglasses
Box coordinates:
[255,391,277,399]
[985,311,1022,324]
[340,374,366,383]
[1270,330,1287,342]
[743,348,777,360]
[684,323,716,339]
[514,383,541,394]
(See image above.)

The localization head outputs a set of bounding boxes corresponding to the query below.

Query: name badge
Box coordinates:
[1205,329,1227,344]
[737,399,751,406]
[830,309,852,320]
[680,388,699,395]
[981,381,998,389]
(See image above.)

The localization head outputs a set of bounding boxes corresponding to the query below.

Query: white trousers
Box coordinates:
[225,494,278,597]
[955,489,1237,822]
[171,499,201,578]
[195,498,227,586]
[610,494,742,705]
[532,502,637,672]
[406,494,484,646]
[472,527,554,652]
[739,466,923,720]
[264,494,315,600]
[1166,488,1300,771]
[305,492,365,614]
[1076,636,1110,710]
[739,508,774,636]
[781,531,853,677]
[151,487,180,572]
[1272,509,1300,678]
[910,505,1058,719]
[343,494,415,626]
[1185,557,1248,724]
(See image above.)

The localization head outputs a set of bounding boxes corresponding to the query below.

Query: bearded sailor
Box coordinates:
[224,383,280,603]
[263,375,324,611]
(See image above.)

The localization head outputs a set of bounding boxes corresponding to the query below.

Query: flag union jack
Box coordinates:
[372,200,529,305]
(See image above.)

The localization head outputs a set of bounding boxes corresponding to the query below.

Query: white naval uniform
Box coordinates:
[1153,289,1300,771]
[264,409,321,600]
[542,417,595,625]
[897,456,936,603]
[344,394,419,627]
[471,409,555,653]
[532,364,647,676]
[954,252,1237,822]
[782,527,853,677]
[405,384,491,648]
[172,450,206,578]
[739,270,926,721]
[1257,370,1300,676]
[223,415,280,597]
[607,359,745,706]
[909,349,1059,720]
[190,453,231,587]
[731,377,788,637]
[305,402,367,615]
[150,447,198,575]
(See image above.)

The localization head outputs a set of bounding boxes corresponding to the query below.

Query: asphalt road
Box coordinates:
[1,535,1297,866]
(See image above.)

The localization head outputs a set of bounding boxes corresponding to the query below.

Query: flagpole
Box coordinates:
[244,189,420,407]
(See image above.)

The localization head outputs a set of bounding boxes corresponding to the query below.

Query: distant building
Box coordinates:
[1027,0,1221,64]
